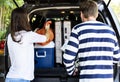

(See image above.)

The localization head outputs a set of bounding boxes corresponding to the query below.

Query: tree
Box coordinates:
[0,0,5,30]
[0,0,24,40]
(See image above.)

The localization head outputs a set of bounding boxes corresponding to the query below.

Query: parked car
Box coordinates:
[5,0,120,82]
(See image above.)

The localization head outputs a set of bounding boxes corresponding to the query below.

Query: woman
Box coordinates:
[36,20,54,46]
[5,7,49,82]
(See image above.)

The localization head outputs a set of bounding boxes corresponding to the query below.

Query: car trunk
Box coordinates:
[5,0,119,82]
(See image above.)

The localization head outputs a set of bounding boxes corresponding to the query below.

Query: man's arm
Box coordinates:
[63,27,79,75]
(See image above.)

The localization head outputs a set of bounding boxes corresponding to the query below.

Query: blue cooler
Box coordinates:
[34,41,55,69]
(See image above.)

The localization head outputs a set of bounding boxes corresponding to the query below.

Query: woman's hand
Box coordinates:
[45,21,52,30]
[45,21,52,41]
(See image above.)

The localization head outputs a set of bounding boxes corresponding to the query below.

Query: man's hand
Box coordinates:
[73,68,79,76]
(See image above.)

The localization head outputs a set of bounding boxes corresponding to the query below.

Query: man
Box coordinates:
[63,0,120,82]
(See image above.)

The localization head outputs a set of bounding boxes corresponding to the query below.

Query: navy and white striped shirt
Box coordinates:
[63,21,120,82]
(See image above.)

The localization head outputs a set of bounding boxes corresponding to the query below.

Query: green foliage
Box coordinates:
[0,30,6,41]
[3,0,24,27]
[0,0,24,40]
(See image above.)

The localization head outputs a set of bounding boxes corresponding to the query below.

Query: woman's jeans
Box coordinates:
[5,78,30,82]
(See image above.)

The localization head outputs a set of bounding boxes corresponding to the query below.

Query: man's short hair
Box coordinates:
[79,0,98,18]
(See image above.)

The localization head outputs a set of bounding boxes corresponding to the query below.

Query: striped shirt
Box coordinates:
[63,21,120,82]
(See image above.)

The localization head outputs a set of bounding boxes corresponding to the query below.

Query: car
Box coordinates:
[5,0,120,82]
[0,40,5,55]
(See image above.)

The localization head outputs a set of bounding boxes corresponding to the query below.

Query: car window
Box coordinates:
[104,0,120,22]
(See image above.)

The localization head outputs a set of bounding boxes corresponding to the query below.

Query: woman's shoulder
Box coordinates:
[7,33,11,39]
[22,31,34,35]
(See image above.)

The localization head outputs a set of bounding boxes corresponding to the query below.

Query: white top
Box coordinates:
[34,41,55,48]
[6,30,47,80]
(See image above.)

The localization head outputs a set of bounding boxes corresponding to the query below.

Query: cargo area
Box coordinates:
[29,8,81,82]
[28,4,119,82]
[2,0,120,82]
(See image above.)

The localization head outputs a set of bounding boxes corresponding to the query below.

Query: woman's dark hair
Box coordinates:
[30,14,46,31]
[10,7,31,42]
